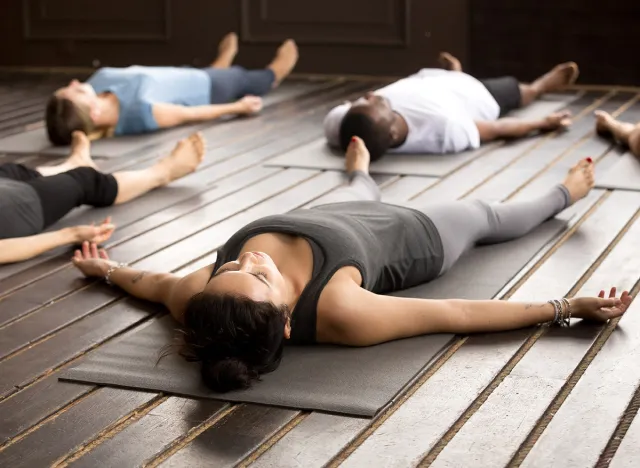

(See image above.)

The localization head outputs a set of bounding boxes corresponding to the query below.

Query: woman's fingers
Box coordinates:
[90,242,100,258]
[599,290,605,298]
[99,249,109,260]
[609,287,617,298]
[81,241,90,257]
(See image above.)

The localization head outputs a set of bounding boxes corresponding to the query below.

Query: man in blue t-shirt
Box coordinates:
[45,33,298,145]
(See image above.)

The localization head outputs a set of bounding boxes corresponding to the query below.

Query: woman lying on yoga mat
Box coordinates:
[595,110,640,158]
[45,33,298,145]
[72,137,633,392]
[0,131,205,264]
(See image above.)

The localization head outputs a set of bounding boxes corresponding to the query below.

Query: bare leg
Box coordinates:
[113,133,206,204]
[36,132,97,177]
[519,62,580,107]
[438,52,463,72]
[267,39,299,88]
[210,32,239,69]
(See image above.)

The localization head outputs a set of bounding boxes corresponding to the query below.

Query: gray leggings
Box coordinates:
[319,171,571,275]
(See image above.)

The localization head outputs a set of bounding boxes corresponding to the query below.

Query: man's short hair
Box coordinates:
[339,109,393,161]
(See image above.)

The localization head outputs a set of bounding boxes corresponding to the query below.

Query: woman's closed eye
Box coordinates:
[215,268,270,287]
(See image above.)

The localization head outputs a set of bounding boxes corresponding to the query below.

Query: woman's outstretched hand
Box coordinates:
[569,287,633,322]
[71,216,115,244]
[72,241,118,278]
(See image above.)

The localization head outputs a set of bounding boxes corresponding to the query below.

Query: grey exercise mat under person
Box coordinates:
[265,94,579,177]
[60,211,570,417]
[0,81,317,158]
[596,152,640,191]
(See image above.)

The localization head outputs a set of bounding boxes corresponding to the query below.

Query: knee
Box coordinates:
[66,167,118,207]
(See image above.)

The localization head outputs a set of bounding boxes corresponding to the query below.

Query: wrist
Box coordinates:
[65,227,81,244]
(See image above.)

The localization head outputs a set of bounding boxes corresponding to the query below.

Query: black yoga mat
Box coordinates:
[60,207,572,417]
[265,95,578,177]
[596,153,640,192]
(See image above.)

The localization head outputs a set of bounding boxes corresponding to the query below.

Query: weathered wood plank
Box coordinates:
[0,298,155,398]
[519,301,640,468]
[430,202,640,467]
[0,388,157,468]
[249,413,369,468]
[66,397,228,468]
[0,374,92,444]
[156,405,298,468]
[609,401,640,468]
[337,191,636,467]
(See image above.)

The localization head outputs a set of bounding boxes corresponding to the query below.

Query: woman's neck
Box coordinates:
[94,94,120,129]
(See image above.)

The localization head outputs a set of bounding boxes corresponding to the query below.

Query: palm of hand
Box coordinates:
[72,242,118,278]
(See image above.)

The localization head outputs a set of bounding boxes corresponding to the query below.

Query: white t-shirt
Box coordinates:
[323,69,500,154]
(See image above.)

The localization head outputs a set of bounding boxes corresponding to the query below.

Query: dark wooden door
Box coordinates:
[0,0,469,77]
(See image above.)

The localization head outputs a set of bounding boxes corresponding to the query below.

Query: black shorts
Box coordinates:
[479,76,522,116]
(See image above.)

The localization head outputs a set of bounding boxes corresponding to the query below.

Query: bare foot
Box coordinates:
[594,110,616,138]
[594,110,636,142]
[534,62,580,94]
[66,131,97,170]
[345,136,371,174]
[438,52,462,72]
[210,32,238,68]
[157,132,206,184]
[562,159,595,204]
[268,39,299,87]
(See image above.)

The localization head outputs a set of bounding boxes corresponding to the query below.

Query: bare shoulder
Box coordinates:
[166,263,215,322]
[316,266,363,341]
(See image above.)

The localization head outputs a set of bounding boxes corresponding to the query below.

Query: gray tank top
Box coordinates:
[213,201,443,344]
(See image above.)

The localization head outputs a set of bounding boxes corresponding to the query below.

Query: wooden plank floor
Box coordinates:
[0,73,639,468]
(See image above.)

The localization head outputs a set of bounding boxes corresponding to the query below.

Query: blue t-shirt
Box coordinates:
[87,66,212,135]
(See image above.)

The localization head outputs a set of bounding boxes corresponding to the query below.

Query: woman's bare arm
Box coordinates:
[152,96,262,128]
[91,263,213,323]
[319,279,630,346]
[0,221,114,264]
[72,243,214,322]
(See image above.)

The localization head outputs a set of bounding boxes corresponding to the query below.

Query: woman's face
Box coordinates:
[56,80,98,112]
[204,251,288,305]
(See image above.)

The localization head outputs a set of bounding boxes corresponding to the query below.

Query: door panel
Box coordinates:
[0,0,467,77]
[23,0,171,41]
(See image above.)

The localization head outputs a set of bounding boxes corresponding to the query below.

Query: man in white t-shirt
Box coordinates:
[324,53,579,161]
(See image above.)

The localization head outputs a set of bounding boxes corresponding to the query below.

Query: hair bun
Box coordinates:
[201,357,255,393]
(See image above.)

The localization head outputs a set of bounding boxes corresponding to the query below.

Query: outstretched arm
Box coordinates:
[319,279,632,346]
[152,96,263,128]
[476,111,572,142]
[0,220,114,264]
[71,243,213,322]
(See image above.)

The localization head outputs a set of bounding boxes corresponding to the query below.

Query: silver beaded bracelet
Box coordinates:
[104,262,128,285]
[547,298,572,326]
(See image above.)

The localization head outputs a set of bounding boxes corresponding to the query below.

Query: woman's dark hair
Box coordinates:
[180,293,290,392]
[339,109,393,162]
[45,94,94,145]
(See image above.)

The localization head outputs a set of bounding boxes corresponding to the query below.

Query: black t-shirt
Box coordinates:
[214,201,444,344]
[0,179,44,239]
